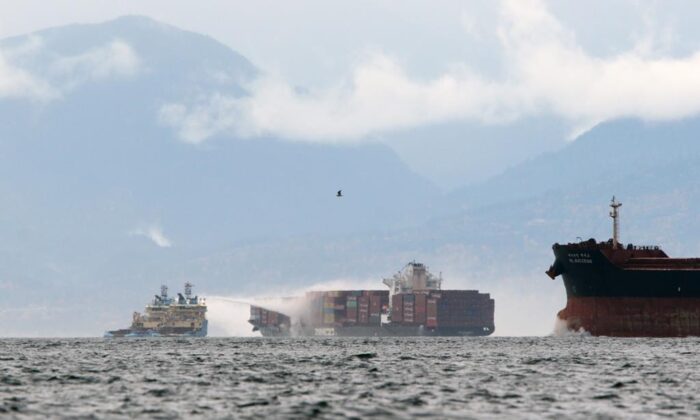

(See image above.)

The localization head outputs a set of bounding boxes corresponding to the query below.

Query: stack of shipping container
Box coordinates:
[390,290,494,329]
[249,306,291,329]
[250,289,494,332]
[302,290,389,327]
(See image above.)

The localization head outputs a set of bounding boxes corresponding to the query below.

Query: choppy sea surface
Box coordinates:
[1,337,699,419]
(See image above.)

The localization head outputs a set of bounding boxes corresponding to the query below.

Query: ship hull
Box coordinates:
[552,245,700,336]
[254,324,493,337]
[104,320,208,338]
[558,297,700,337]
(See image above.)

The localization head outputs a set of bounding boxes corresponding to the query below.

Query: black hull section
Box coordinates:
[376,325,492,337]
[253,324,493,337]
[551,246,700,298]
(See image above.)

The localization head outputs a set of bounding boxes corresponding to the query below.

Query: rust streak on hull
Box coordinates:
[558,297,700,337]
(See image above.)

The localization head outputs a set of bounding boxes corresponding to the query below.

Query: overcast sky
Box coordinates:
[3,0,700,87]
[4,0,700,147]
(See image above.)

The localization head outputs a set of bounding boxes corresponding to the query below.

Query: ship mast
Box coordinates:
[609,196,622,248]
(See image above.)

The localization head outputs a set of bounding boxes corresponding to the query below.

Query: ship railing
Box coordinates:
[628,245,660,251]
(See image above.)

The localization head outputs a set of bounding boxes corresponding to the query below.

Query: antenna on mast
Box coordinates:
[609,196,622,248]
[160,284,168,299]
[184,282,193,299]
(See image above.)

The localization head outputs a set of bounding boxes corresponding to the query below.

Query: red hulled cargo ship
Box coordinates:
[547,197,700,337]
[249,262,495,337]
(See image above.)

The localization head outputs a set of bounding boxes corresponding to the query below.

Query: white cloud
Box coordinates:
[50,39,140,88]
[130,225,173,248]
[161,55,512,144]
[3,34,44,59]
[0,38,140,101]
[160,0,700,143]
[159,94,244,144]
[0,49,55,100]
[498,0,700,135]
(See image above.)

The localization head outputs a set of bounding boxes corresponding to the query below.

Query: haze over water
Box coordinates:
[2,337,698,418]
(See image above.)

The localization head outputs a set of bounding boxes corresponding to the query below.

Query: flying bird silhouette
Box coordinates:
[336,190,343,197]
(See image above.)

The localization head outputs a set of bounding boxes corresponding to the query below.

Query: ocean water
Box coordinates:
[1,337,698,419]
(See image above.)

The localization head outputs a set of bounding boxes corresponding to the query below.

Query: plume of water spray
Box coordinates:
[551,317,590,337]
[203,278,378,337]
[205,296,258,337]
[204,295,312,337]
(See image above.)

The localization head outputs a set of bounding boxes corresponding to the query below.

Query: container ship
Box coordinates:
[249,262,495,337]
[104,283,207,337]
[547,197,700,337]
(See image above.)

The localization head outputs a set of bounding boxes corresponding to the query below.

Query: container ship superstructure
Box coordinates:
[249,262,495,337]
[547,197,700,337]
[104,283,207,337]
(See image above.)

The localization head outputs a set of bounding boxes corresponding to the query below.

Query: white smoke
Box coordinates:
[129,224,173,248]
[300,277,382,293]
[412,254,568,337]
[488,284,567,337]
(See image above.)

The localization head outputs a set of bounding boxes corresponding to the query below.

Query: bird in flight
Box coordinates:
[336,190,343,197]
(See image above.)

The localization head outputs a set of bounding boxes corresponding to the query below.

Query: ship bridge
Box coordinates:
[383,261,442,305]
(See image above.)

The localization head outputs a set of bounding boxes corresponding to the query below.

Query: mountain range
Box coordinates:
[1,16,699,336]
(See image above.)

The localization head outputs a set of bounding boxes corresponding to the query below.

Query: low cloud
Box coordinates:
[0,38,140,101]
[50,39,141,89]
[160,54,512,144]
[159,94,244,144]
[130,224,173,248]
[161,0,700,143]
[0,49,55,100]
